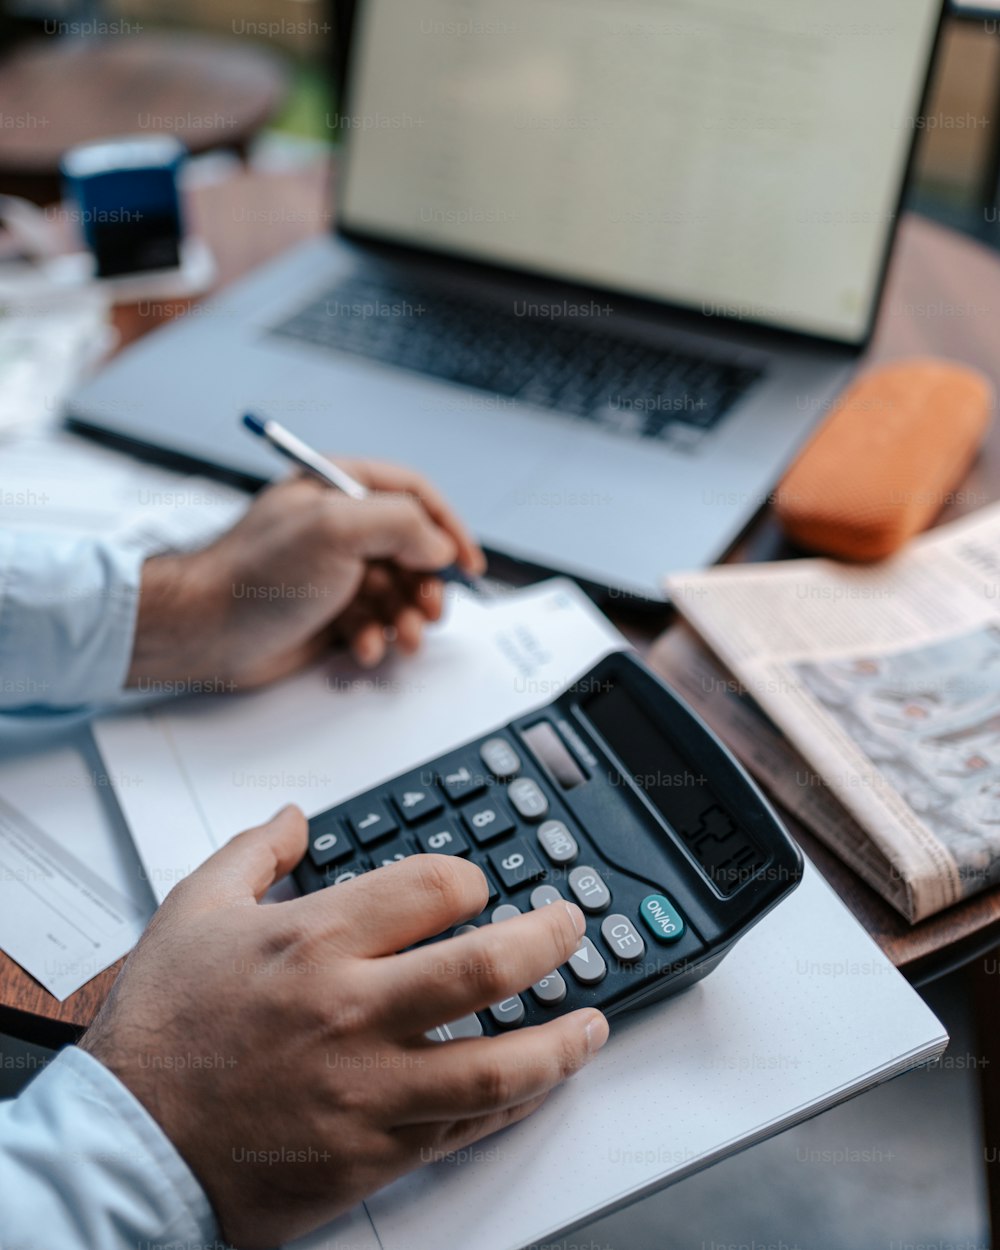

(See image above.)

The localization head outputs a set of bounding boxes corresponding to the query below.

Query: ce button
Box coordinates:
[600,914,646,964]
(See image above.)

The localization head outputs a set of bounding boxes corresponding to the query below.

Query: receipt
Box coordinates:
[0,796,148,1000]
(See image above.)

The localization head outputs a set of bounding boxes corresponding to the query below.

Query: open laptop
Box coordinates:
[67,0,945,602]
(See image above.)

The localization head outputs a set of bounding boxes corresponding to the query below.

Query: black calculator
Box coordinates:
[293,651,802,1037]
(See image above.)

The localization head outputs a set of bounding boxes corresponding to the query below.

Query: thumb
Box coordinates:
[328,493,458,571]
[172,805,308,912]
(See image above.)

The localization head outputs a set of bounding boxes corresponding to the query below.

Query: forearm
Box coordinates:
[0,1047,216,1250]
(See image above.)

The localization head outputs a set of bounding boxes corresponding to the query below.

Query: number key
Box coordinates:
[372,835,416,869]
[415,819,470,857]
[323,858,371,888]
[346,801,397,846]
[488,840,545,891]
[462,799,515,845]
[391,783,443,825]
[439,762,487,802]
[308,820,352,868]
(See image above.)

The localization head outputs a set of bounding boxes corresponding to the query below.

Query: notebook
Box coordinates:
[93,580,947,1250]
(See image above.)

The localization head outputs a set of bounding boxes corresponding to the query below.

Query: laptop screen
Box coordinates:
[339,0,942,346]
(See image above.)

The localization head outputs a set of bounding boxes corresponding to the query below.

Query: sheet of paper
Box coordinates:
[0,417,247,551]
[0,740,151,999]
[93,577,946,1250]
[304,862,945,1250]
[94,579,624,901]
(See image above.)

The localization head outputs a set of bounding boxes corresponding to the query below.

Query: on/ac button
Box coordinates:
[639,894,686,943]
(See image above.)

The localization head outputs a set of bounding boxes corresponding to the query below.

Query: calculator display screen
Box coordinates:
[522,721,587,790]
[582,681,766,895]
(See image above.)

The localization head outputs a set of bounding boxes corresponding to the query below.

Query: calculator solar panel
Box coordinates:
[293,652,803,1037]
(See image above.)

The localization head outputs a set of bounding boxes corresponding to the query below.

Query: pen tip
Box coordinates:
[242,412,266,436]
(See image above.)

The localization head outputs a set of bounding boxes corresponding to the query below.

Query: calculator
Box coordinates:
[293,651,803,1037]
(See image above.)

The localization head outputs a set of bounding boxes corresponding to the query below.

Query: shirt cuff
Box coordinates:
[2,1046,218,1250]
[0,531,144,710]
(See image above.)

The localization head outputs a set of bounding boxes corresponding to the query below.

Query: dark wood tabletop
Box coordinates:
[3,162,1000,1048]
[0,32,289,204]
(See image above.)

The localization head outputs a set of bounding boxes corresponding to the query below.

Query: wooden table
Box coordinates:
[3,162,1000,1039]
[0,32,289,205]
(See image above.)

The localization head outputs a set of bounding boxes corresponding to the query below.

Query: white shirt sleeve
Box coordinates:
[0,1046,218,1250]
[0,531,144,712]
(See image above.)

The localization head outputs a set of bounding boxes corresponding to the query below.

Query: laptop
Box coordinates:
[67,0,945,602]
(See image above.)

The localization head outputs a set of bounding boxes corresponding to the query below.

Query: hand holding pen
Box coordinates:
[244,413,489,598]
[126,424,488,690]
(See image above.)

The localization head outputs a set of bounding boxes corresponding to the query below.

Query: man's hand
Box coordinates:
[81,808,608,1249]
[127,461,486,690]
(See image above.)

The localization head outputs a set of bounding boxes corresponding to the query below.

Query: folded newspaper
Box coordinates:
[664,503,1000,923]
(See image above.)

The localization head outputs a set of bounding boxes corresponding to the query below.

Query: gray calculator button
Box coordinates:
[489,995,526,1029]
[480,737,521,780]
[531,970,567,1006]
[601,914,646,964]
[491,903,522,923]
[537,820,579,865]
[426,1013,484,1042]
[567,937,607,986]
[530,884,563,910]
[507,777,549,822]
[454,924,479,936]
[568,866,611,914]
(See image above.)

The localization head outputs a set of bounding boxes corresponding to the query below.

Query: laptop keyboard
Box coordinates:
[269,276,765,447]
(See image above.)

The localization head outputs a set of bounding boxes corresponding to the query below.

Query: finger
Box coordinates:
[394,1092,550,1165]
[321,493,458,573]
[393,1008,607,1124]
[392,604,425,655]
[172,805,307,911]
[332,459,486,574]
[375,902,586,1034]
[349,618,388,668]
[289,854,489,955]
[415,575,445,622]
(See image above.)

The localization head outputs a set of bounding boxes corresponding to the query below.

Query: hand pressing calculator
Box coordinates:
[294,651,802,1036]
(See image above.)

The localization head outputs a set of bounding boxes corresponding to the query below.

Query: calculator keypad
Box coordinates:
[296,723,698,1037]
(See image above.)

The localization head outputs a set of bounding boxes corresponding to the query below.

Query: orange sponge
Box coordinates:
[775,358,993,561]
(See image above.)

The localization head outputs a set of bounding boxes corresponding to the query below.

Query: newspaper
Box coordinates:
[665,503,1000,923]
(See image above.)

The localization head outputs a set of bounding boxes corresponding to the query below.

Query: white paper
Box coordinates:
[0,417,247,552]
[92,577,947,1250]
[299,862,945,1250]
[0,783,148,1000]
[95,579,623,901]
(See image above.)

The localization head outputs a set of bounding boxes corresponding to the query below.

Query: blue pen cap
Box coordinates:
[61,134,187,278]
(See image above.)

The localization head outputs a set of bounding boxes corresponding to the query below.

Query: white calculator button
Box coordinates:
[530,884,563,910]
[489,996,526,1029]
[567,937,607,986]
[425,1013,484,1043]
[537,820,579,865]
[600,914,646,965]
[480,737,522,780]
[507,777,549,822]
[568,866,611,914]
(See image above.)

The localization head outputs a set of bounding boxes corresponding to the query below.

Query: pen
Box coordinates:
[242,412,489,597]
